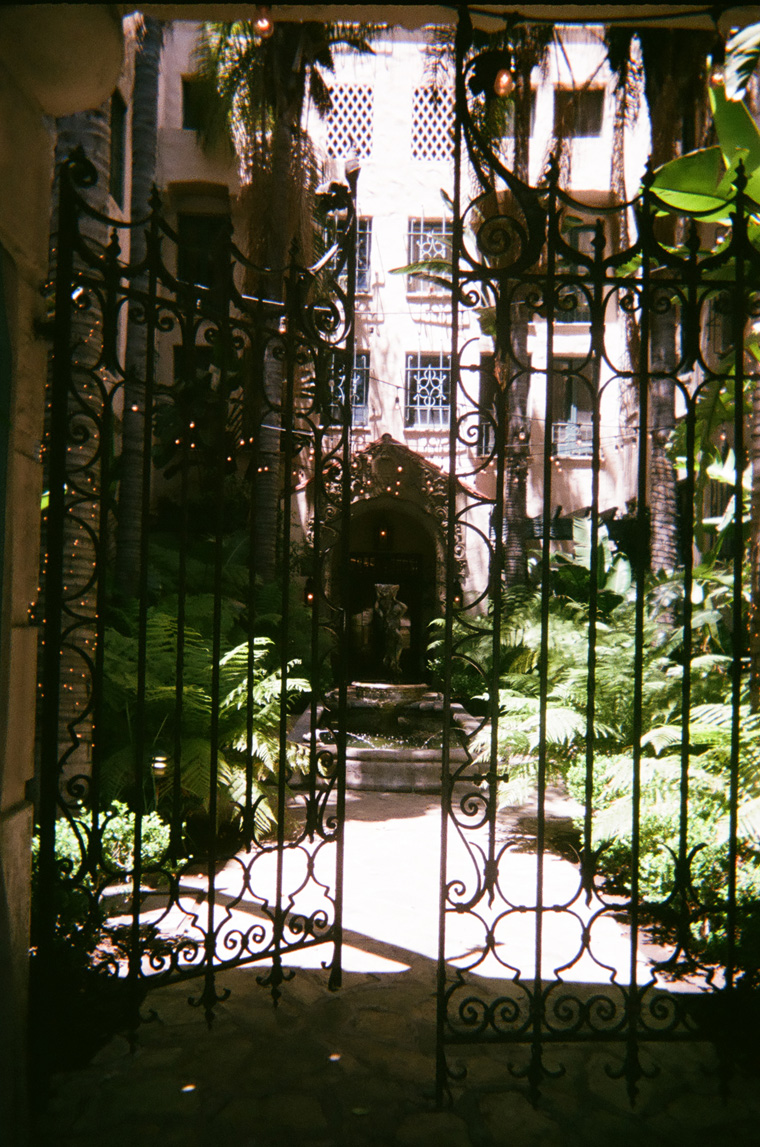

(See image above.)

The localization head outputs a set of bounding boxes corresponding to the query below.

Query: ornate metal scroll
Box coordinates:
[436,12,760,1107]
[34,149,357,1029]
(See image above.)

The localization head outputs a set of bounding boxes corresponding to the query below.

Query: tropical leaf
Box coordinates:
[724,23,760,102]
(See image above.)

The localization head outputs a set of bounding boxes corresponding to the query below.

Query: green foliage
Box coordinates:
[100,607,308,836]
[33,802,171,883]
[100,530,312,845]
[724,22,760,102]
[650,71,760,221]
[30,802,172,975]
[447,521,760,968]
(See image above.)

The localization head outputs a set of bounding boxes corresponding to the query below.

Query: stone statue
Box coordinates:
[373,583,407,681]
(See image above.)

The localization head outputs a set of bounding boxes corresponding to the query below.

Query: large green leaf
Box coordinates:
[724,23,760,102]
[650,146,731,218]
[709,79,760,172]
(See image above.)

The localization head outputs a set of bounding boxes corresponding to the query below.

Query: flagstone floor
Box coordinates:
[33,791,760,1146]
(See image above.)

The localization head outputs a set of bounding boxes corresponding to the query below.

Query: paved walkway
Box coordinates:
[33,792,760,1146]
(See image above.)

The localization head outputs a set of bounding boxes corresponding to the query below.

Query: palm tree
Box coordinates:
[606,28,718,573]
[193,20,376,582]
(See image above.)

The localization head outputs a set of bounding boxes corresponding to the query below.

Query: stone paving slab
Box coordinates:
[33,791,760,1146]
[33,961,760,1147]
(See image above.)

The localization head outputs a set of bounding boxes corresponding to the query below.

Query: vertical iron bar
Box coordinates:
[726,167,747,989]
[678,233,698,958]
[245,323,265,852]
[486,371,507,901]
[436,7,466,1108]
[127,193,160,1024]
[582,222,605,896]
[306,419,323,840]
[626,178,654,1100]
[272,265,298,1000]
[328,166,358,992]
[170,429,189,864]
[530,160,557,1093]
[90,233,121,835]
[201,390,226,1020]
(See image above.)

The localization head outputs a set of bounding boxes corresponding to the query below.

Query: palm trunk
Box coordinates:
[501,48,534,586]
[639,31,714,574]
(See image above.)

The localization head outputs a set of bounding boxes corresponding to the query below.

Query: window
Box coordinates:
[503,90,537,137]
[182,76,212,131]
[326,217,372,293]
[557,221,597,322]
[109,90,127,206]
[326,85,374,158]
[172,344,214,382]
[412,87,454,161]
[478,353,497,455]
[407,219,452,296]
[329,351,370,427]
[554,89,604,137]
[405,352,451,426]
[707,293,732,360]
[176,213,230,291]
[551,357,593,457]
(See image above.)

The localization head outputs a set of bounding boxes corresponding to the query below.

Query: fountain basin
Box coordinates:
[289,685,478,793]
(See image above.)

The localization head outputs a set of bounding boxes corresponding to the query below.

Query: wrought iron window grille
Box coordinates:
[325,217,372,294]
[329,351,370,427]
[405,351,451,426]
[407,218,452,296]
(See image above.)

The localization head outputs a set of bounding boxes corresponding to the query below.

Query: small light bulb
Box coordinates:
[254,6,273,38]
[494,69,514,98]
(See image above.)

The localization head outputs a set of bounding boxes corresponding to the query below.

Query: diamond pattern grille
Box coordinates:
[326,85,374,158]
[412,87,454,161]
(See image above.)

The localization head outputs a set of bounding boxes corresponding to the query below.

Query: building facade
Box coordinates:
[152,22,651,672]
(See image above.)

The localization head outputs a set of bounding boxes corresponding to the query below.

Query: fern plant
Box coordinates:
[449,517,760,967]
[100,608,308,839]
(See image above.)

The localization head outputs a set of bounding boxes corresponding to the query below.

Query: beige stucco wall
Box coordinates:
[0,8,124,1142]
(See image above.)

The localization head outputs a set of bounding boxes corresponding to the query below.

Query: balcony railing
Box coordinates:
[553,420,593,457]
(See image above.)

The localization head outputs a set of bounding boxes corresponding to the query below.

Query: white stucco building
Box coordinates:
[148,21,652,673]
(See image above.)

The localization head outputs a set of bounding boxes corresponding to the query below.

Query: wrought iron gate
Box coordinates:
[35,149,359,1029]
[434,14,760,1105]
[33,12,760,1109]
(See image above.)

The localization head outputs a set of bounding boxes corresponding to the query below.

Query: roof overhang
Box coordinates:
[121,4,760,35]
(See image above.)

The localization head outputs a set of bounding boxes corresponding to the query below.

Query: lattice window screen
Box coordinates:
[412,87,454,161]
[326,85,374,158]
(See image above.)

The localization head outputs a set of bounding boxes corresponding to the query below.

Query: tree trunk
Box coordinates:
[501,47,534,587]
[115,17,163,598]
[638,31,715,574]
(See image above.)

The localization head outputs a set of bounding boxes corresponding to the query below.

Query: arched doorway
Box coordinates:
[346,502,438,682]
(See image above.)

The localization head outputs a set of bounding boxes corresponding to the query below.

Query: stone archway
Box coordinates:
[339,435,468,682]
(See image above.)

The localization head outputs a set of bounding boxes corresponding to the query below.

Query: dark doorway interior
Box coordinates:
[346,507,437,681]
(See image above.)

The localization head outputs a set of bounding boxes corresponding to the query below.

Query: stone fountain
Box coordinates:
[290,584,477,792]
